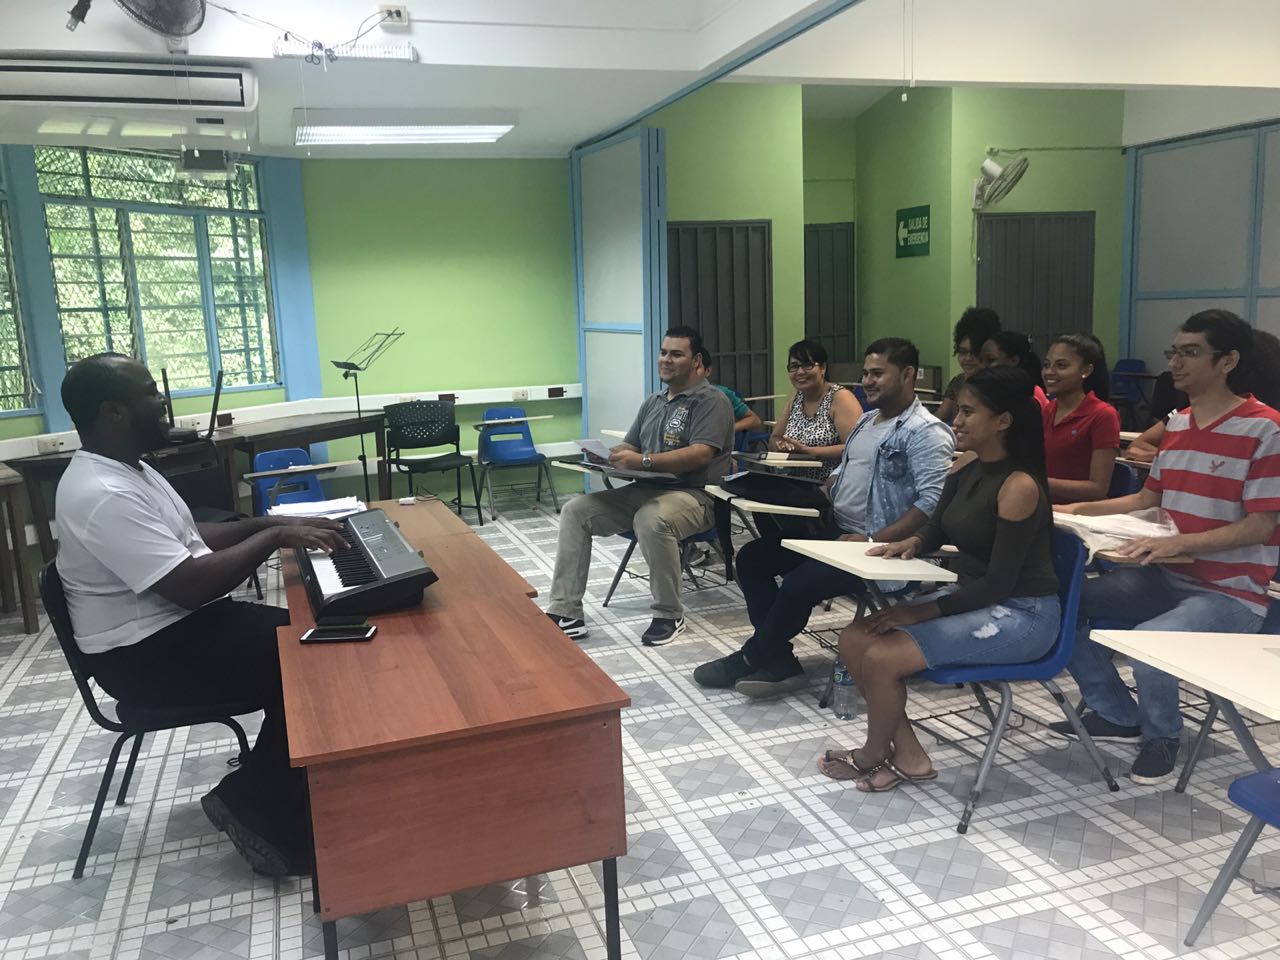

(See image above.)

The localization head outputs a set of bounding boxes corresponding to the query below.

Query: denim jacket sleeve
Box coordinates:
[905,418,955,517]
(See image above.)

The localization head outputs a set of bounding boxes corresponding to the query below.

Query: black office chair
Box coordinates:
[40,562,257,879]
[383,400,484,525]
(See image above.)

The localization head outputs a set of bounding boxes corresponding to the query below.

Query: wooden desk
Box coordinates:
[225,412,388,499]
[0,466,37,632]
[278,500,629,960]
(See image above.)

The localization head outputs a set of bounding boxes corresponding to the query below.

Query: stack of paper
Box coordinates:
[1053,508,1180,561]
[268,497,366,520]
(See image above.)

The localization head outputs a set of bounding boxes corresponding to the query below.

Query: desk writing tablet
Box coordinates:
[472,414,554,431]
[781,538,958,582]
[703,484,821,518]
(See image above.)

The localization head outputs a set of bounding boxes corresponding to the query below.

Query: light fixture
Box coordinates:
[291,109,516,147]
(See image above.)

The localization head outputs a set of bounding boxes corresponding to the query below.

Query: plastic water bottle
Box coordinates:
[832,661,857,720]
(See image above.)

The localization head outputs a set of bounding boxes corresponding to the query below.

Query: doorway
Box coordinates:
[804,221,856,364]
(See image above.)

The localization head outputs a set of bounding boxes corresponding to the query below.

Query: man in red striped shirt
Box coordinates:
[1052,311,1280,784]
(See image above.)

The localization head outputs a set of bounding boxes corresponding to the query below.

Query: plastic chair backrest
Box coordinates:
[384,400,458,452]
[1035,529,1088,674]
[1111,358,1147,403]
[1262,597,1280,635]
[252,448,324,515]
[39,563,122,732]
[479,405,539,465]
[849,383,875,409]
[1107,461,1139,498]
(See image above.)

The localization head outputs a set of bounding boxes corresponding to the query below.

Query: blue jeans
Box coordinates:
[1067,567,1262,740]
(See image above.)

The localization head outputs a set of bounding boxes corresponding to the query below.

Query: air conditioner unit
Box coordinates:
[0,60,258,150]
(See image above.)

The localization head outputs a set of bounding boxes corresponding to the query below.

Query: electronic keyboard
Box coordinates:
[294,509,437,623]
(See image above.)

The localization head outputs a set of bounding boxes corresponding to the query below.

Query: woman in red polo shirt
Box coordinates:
[1041,333,1120,503]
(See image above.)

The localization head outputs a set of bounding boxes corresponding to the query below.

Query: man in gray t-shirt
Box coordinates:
[547,327,734,647]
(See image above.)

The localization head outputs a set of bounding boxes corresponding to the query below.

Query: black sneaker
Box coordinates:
[693,651,754,688]
[1047,711,1143,743]
[546,612,588,640]
[735,658,807,699]
[201,791,294,877]
[641,617,685,646]
[1130,737,1180,785]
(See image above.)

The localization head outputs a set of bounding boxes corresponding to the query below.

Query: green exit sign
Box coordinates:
[896,205,930,258]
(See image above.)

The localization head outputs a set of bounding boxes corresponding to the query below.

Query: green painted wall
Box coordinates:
[302,158,580,496]
[648,83,806,393]
[948,88,1126,358]
[802,117,857,224]
[0,415,47,440]
[855,87,954,368]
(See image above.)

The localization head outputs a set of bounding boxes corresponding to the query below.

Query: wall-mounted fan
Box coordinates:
[972,154,1028,210]
[67,0,206,38]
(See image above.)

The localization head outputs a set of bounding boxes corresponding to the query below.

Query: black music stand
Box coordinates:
[331,329,403,502]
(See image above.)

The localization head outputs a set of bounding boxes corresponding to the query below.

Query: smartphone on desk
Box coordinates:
[300,624,377,644]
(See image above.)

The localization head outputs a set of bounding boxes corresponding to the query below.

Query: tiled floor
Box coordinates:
[0,489,1277,960]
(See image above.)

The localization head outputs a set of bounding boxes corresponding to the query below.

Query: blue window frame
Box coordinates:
[0,174,34,412]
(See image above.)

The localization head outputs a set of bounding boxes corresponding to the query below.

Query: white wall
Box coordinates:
[1123,88,1280,146]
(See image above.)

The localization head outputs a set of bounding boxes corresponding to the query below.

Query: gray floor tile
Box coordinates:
[0,742,42,777]
[620,894,751,960]
[20,814,127,868]
[300,906,410,955]
[819,782,933,832]
[886,835,1011,902]
[0,708,66,739]
[861,945,945,960]
[1105,875,1260,952]
[930,762,1035,805]
[975,907,1118,960]
[1109,789,1244,843]
[0,875,110,936]
[470,930,587,960]
[660,755,758,801]
[704,803,816,860]
[139,914,252,960]
[760,863,884,936]
[50,770,111,809]
[162,799,221,844]
[451,875,558,923]
[764,736,835,779]
[176,752,239,791]
[620,679,675,708]
[1000,811,1138,870]
[628,714,712,751]
[650,640,724,667]
[591,829,691,887]
[149,848,258,910]
[718,699,807,736]
[1030,741,1125,786]
[7,677,77,706]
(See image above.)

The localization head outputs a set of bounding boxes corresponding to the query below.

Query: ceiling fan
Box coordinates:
[67,0,206,38]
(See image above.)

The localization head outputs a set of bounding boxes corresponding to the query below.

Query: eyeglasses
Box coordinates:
[954,348,975,359]
[787,361,819,373]
[1163,346,1225,361]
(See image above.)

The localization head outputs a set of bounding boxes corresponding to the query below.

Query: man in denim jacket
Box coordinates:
[695,338,954,698]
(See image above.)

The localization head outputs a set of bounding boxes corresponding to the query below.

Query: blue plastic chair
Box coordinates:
[477,405,559,520]
[1111,358,1148,430]
[1185,767,1280,946]
[251,448,325,516]
[915,529,1120,832]
[1107,460,1140,498]
[602,526,725,607]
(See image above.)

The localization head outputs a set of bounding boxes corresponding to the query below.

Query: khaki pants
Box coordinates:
[548,485,714,621]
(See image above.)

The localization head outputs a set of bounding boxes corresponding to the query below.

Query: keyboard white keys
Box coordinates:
[306,552,346,597]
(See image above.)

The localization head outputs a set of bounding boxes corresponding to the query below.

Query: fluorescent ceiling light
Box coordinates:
[295,124,513,145]
[292,108,516,147]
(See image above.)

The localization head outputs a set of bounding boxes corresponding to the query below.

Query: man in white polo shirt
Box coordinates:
[55,353,346,876]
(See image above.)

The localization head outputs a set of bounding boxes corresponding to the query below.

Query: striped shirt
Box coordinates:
[1145,396,1280,614]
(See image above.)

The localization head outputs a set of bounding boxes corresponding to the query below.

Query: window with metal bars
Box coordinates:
[0,195,34,413]
[36,146,278,392]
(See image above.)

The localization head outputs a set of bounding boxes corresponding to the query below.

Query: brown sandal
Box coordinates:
[817,749,875,781]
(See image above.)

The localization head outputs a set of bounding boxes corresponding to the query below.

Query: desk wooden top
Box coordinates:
[1091,629,1280,720]
[226,411,383,444]
[278,499,629,766]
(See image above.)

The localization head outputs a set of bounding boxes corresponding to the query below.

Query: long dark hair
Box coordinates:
[962,366,1048,487]
[1051,332,1110,399]
[986,330,1044,389]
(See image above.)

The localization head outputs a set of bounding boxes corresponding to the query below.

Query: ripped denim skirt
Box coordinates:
[896,589,1061,670]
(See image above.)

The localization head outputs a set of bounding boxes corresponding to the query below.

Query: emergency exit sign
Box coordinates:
[896,205,930,258]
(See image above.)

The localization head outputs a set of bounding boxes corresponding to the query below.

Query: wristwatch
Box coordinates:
[641,454,653,471]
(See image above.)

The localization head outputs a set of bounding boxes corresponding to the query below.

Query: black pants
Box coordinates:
[86,599,307,857]
[738,535,865,668]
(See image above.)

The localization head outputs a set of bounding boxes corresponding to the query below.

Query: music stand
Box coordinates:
[331,329,403,502]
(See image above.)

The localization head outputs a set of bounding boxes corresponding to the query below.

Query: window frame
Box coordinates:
[37,147,282,398]
[0,163,37,419]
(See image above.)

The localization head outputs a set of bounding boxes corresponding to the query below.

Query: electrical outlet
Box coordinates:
[36,436,65,455]
[378,4,409,27]
[512,388,530,401]
[398,394,416,403]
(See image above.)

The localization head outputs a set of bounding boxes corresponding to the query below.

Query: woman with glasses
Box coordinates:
[769,339,863,479]
[936,307,1002,424]
[980,330,1049,408]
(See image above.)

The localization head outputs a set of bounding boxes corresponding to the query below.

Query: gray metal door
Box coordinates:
[976,212,1095,354]
[804,221,855,362]
[667,220,773,399]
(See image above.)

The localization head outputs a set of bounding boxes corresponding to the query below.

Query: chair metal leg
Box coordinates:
[223,719,251,764]
[1176,699,1219,794]
[480,464,498,521]
[468,464,484,526]
[454,467,463,517]
[1185,816,1265,947]
[250,569,263,600]
[680,549,704,591]
[1043,679,1120,793]
[542,460,561,513]
[533,461,542,502]
[115,734,144,805]
[818,667,835,710]
[76,733,129,878]
[971,683,999,727]
[957,681,1013,834]
[603,541,638,608]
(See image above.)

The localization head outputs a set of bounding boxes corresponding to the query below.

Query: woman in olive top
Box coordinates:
[818,367,1059,792]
